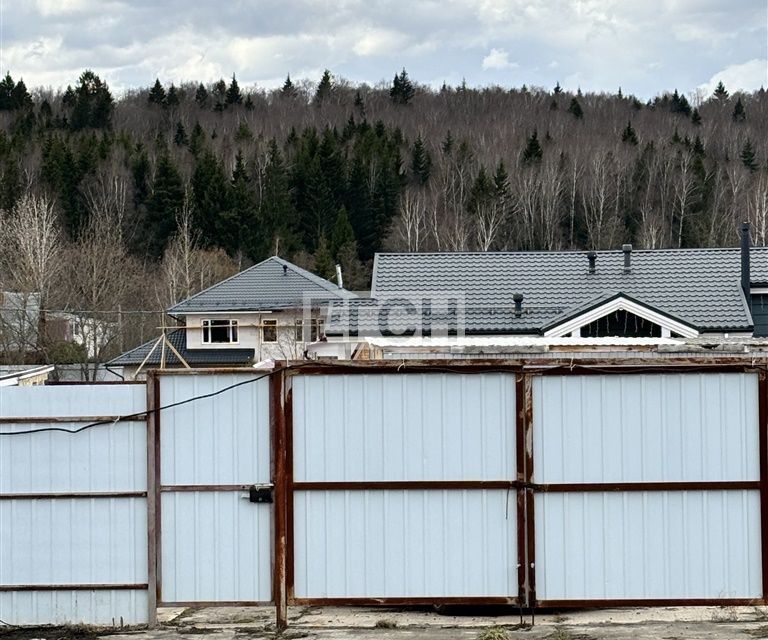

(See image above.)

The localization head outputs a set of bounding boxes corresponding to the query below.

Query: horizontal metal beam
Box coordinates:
[159,600,274,607]
[536,481,761,492]
[0,416,147,424]
[293,480,517,491]
[160,484,254,492]
[0,491,146,500]
[0,583,148,592]
[536,598,766,607]
[291,597,519,606]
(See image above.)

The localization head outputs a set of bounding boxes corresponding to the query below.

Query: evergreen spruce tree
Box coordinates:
[194,83,209,106]
[148,79,166,105]
[192,149,232,250]
[521,129,543,164]
[330,206,356,259]
[732,97,746,122]
[314,70,333,104]
[693,135,705,157]
[244,94,254,110]
[567,97,583,119]
[691,107,702,126]
[390,68,415,105]
[166,84,180,107]
[257,139,298,259]
[354,91,364,113]
[553,81,562,94]
[145,153,185,258]
[0,158,21,212]
[493,160,509,200]
[173,121,188,146]
[226,74,242,105]
[621,121,638,145]
[0,73,15,110]
[11,78,32,109]
[68,70,113,130]
[410,134,432,185]
[441,131,454,155]
[467,166,495,215]
[189,122,205,156]
[741,140,758,172]
[314,235,335,279]
[281,75,296,98]
[229,149,257,253]
[713,81,729,101]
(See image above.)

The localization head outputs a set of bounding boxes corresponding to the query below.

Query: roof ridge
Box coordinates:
[375,246,768,257]
[166,256,276,313]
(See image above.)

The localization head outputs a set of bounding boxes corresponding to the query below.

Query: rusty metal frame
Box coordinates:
[525,362,768,609]
[281,359,768,611]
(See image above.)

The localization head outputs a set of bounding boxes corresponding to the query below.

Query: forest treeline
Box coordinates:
[0,68,766,369]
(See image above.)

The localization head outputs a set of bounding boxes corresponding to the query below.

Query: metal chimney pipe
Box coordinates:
[335,264,344,289]
[587,251,597,274]
[622,244,632,274]
[513,293,524,318]
[741,222,751,303]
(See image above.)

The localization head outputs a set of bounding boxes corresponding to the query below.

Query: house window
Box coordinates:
[294,319,321,343]
[262,319,277,343]
[202,319,239,344]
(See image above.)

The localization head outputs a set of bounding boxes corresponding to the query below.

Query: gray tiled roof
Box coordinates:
[168,256,355,314]
[328,247,767,335]
[107,329,254,367]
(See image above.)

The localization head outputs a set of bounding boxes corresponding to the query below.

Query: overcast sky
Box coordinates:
[3,0,767,99]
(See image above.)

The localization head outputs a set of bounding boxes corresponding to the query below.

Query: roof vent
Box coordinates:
[282,264,288,276]
[587,251,597,274]
[622,244,632,273]
[513,293,524,318]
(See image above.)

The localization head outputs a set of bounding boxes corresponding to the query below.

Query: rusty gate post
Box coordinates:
[758,369,768,601]
[146,370,159,627]
[271,367,288,630]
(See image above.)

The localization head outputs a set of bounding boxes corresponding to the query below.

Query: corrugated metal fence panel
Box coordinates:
[0,421,146,493]
[0,590,149,626]
[0,383,145,417]
[294,489,516,598]
[159,373,272,604]
[161,492,272,602]
[0,383,148,624]
[160,374,270,485]
[293,373,516,481]
[535,490,762,600]
[0,497,147,583]
[533,373,759,483]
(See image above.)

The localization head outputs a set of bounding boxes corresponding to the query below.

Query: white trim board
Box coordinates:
[543,296,700,339]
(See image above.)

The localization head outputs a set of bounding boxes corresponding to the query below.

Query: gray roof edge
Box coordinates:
[168,256,354,314]
[540,291,701,333]
[737,279,755,329]
[167,257,277,314]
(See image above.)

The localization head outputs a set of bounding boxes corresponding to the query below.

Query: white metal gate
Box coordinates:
[156,372,272,606]
[289,372,519,603]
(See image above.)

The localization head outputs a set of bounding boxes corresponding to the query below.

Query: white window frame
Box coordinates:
[202,318,239,344]
[294,318,322,343]
[262,319,278,343]
[543,296,699,339]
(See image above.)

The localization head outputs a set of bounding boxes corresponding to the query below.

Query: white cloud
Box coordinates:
[482,48,518,70]
[699,58,768,95]
[353,28,409,56]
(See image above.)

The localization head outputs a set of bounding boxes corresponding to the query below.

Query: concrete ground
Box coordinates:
[4,605,768,640]
[134,605,768,639]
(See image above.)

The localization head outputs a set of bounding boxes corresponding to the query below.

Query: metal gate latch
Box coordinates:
[249,484,274,503]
